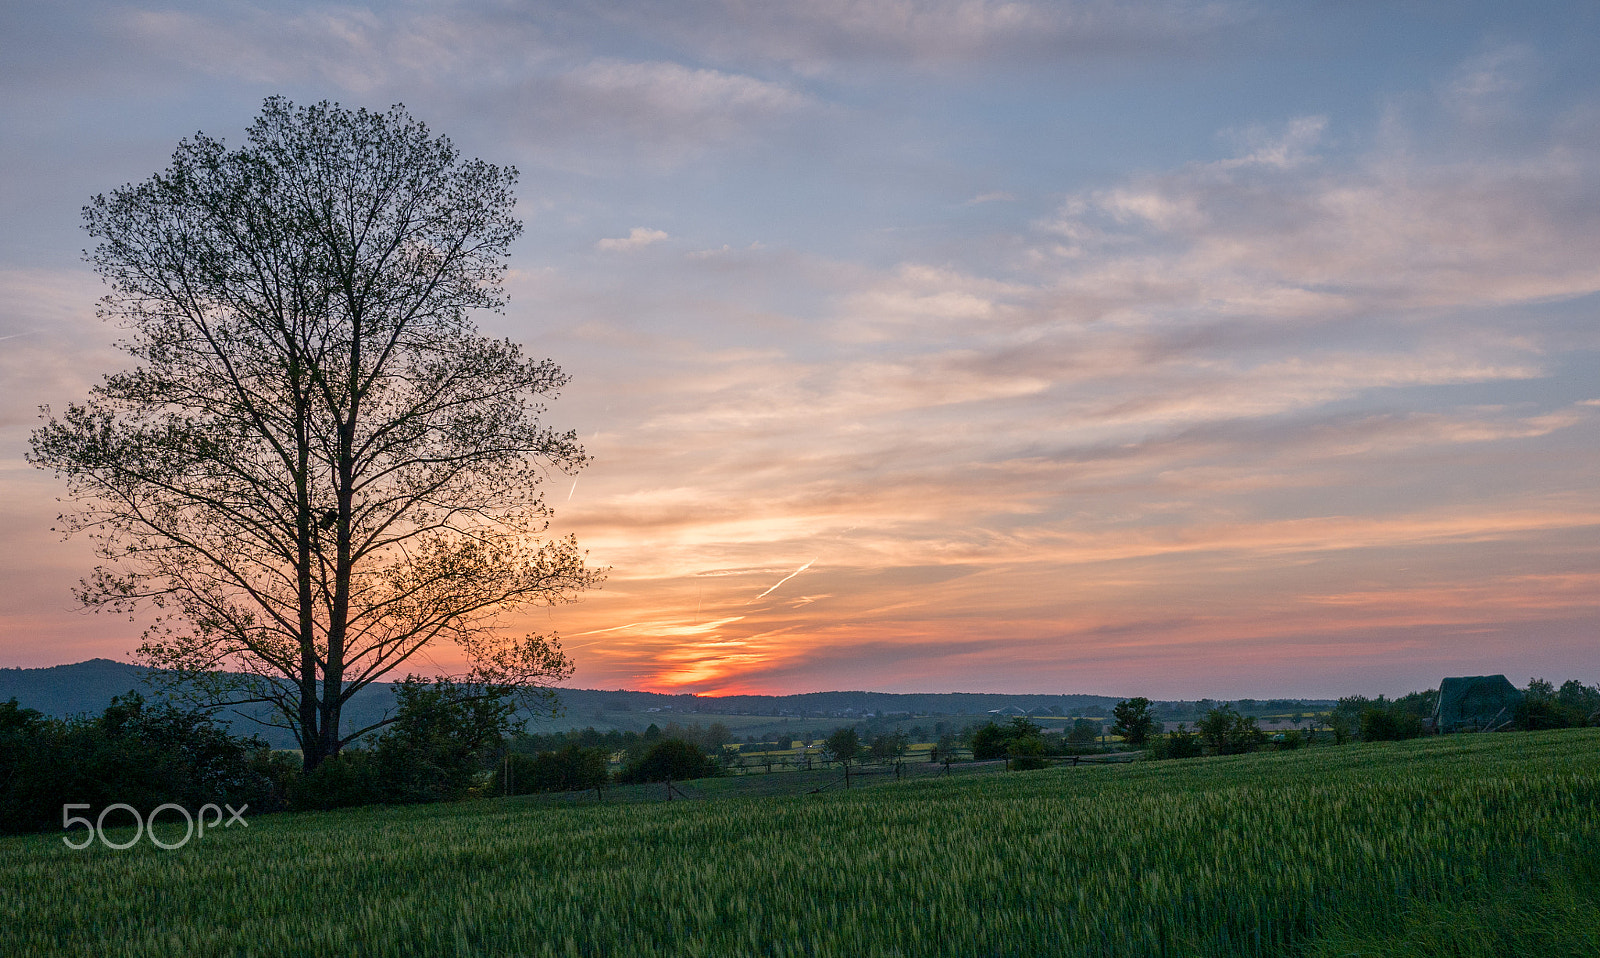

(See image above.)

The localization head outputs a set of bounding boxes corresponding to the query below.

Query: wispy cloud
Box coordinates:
[589,0,1251,73]
[596,227,670,252]
[4,4,1598,697]
[515,56,1600,693]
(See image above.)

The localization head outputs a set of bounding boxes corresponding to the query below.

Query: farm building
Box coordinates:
[987,705,1032,717]
[1433,675,1521,732]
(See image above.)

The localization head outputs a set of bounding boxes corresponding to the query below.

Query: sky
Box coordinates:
[2,1,1597,699]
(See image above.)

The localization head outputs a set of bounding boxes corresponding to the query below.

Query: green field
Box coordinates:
[2,730,1596,957]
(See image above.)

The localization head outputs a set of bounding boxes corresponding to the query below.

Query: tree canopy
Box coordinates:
[823,728,862,767]
[30,98,601,769]
[1111,697,1157,747]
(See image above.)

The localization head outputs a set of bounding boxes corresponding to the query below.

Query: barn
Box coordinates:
[1433,675,1522,732]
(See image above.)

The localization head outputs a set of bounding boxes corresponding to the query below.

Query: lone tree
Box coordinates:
[823,727,862,784]
[29,98,601,770]
[1197,705,1263,755]
[1110,697,1157,747]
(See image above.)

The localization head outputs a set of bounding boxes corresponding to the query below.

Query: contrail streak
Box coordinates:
[567,477,578,501]
[756,559,815,599]
[566,622,643,636]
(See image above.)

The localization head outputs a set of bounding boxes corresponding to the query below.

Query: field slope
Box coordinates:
[2,730,1596,957]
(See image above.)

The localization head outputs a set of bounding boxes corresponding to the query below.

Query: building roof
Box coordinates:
[1434,675,1521,731]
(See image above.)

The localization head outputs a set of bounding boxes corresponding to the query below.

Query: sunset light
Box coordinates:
[3,2,1597,702]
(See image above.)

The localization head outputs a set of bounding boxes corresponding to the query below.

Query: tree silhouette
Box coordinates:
[30,98,601,770]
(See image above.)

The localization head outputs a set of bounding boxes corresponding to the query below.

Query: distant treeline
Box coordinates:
[0,660,1341,747]
[6,676,1596,832]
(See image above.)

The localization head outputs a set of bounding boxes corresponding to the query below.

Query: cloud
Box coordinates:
[586,0,1251,74]
[0,268,117,428]
[560,58,808,120]
[1042,115,1600,316]
[116,5,496,93]
[5,11,1599,696]
[512,61,1600,693]
[1215,115,1328,170]
[596,227,670,252]
[101,3,818,168]
[1443,43,1537,120]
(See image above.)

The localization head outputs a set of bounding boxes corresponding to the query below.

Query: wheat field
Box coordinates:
[1,729,1595,957]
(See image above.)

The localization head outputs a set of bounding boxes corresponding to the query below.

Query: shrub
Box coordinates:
[493,752,545,796]
[1198,706,1264,755]
[492,745,609,795]
[970,718,1052,760]
[1514,697,1574,732]
[1007,735,1048,771]
[1515,679,1600,730]
[287,752,380,811]
[969,722,1009,760]
[930,733,962,765]
[1557,680,1600,725]
[618,738,719,783]
[246,749,301,812]
[870,732,909,764]
[1361,707,1424,741]
[1067,718,1101,745]
[0,693,280,833]
[1148,724,1203,760]
[372,677,521,804]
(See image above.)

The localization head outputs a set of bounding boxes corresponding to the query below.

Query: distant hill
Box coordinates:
[0,659,1336,749]
[0,658,160,718]
[0,659,398,749]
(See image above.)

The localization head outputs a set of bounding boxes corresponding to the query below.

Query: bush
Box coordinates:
[1361,707,1424,741]
[372,677,520,804]
[1066,718,1100,746]
[1514,697,1574,731]
[969,722,1009,760]
[0,693,281,833]
[1148,724,1203,760]
[288,676,523,810]
[492,745,608,795]
[1198,706,1264,755]
[618,738,719,783]
[969,718,1048,760]
[930,733,961,765]
[246,749,301,812]
[287,752,380,811]
[1557,680,1600,725]
[1515,679,1600,730]
[869,732,909,764]
[1007,735,1048,771]
[494,752,545,796]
